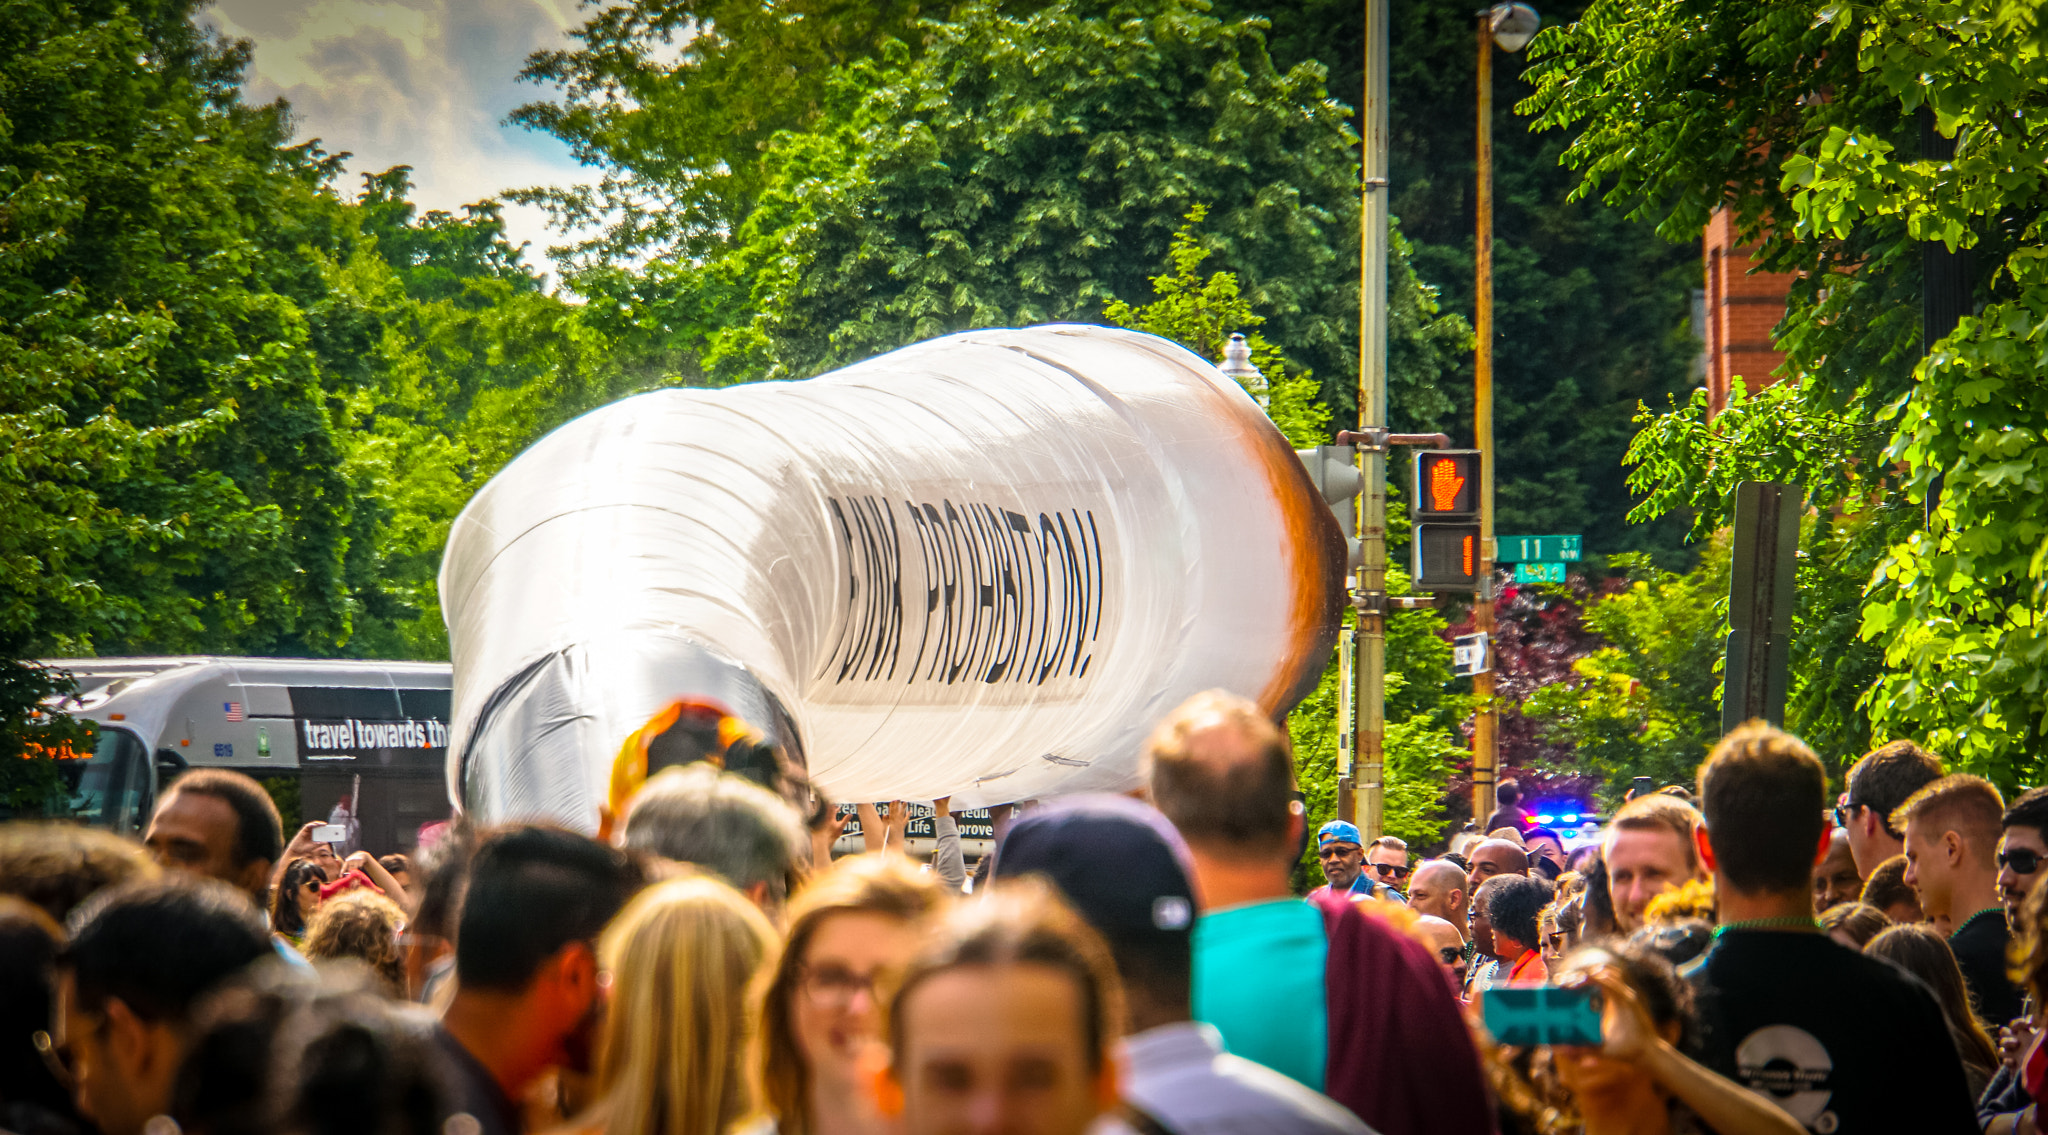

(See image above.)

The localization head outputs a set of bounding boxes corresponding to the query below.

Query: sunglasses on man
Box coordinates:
[2000,848,2043,876]
[1833,799,1863,829]
[1370,861,1411,880]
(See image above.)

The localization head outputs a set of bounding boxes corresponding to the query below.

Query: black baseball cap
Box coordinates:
[991,795,1197,945]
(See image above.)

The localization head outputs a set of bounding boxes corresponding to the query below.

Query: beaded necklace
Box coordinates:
[1712,915,1822,937]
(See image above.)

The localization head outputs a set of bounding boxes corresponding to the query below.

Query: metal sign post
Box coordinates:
[1722,481,1802,732]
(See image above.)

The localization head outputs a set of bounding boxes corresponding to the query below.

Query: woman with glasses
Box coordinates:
[754,853,951,1135]
[561,874,781,1135]
[268,856,324,944]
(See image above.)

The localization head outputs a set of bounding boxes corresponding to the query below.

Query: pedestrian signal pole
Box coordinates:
[1352,0,1391,836]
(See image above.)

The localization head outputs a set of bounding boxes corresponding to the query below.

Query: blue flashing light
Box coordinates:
[1563,814,1580,824]
[1535,814,1555,825]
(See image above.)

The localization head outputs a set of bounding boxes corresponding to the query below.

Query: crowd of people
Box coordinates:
[0,691,2042,1135]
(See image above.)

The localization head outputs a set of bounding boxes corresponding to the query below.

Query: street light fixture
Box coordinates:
[1218,332,1268,406]
[1489,2,1541,53]
[1470,1,1537,826]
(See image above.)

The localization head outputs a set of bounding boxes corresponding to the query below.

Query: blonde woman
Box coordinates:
[564,875,781,1135]
[755,853,950,1135]
[301,888,407,993]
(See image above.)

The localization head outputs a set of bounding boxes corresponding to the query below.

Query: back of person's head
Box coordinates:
[621,763,806,904]
[1577,854,1618,940]
[1819,901,1892,948]
[1604,793,1704,871]
[303,890,408,993]
[0,896,78,1128]
[1628,919,1715,970]
[62,878,271,1024]
[163,768,285,869]
[757,853,949,1134]
[174,963,456,1135]
[1861,854,1918,913]
[1143,689,1296,861]
[1497,780,1521,807]
[0,821,157,923]
[409,825,475,944]
[1553,939,1696,1050]
[596,875,780,1135]
[2004,786,2048,843]
[1484,875,1555,951]
[455,824,642,992]
[1892,775,2005,866]
[992,795,1198,1029]
[1846,740,1945,838]
[1695,722,1823,893]
[1865,923,1997,1072]
[886,876,1123,1074]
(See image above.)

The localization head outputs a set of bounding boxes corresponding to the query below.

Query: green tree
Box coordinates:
[1103,205,1330,447]
[1524,546,1726,804]
[519,0,1469,426]
[1527,0,2048,785]
[1206,0,1705,562]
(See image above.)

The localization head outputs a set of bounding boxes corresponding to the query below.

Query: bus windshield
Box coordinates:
[34,727,151,833]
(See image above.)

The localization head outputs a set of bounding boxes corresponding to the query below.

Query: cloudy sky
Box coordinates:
[201,0,596,274]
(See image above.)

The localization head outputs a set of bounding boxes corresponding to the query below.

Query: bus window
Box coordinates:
[59,729,149,834]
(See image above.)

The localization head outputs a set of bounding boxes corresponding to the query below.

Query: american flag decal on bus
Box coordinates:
[223,702,244,722]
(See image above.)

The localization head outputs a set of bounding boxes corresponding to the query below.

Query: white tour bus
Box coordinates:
[35,657,453,855]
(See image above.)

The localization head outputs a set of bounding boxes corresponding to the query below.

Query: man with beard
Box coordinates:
[1998,787,2048,930]
[438,826,645,1135]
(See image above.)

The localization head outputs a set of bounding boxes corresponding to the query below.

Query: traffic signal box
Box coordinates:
[1411,450,1481,591]
[1295,445,1364,570]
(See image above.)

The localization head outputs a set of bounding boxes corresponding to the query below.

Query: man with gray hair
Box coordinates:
[620,763,806,916]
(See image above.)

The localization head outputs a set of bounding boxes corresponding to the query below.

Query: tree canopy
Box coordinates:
[1528,0,2048,782]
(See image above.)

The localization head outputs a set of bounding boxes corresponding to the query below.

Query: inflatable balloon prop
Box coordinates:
[440,324,1347,831]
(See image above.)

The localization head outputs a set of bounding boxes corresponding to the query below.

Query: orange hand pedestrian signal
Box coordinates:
[1431,457,1467,513]
[1412,450,1478,518]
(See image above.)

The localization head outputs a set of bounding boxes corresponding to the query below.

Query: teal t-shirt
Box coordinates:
[1190,897,1329,1090]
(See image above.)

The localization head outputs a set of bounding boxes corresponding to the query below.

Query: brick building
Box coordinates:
[1702,209,1796,417]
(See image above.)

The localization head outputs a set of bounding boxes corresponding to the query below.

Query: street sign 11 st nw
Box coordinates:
[1497,534,1581,563]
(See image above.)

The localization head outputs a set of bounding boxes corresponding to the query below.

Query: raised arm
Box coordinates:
[1584,969,1806,1135]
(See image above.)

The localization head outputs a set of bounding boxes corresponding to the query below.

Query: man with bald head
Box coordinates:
[1406,860,1470,926]
[1466,838,1528,890]
[1412,915,1468,988]
[1146,690,1489,1135]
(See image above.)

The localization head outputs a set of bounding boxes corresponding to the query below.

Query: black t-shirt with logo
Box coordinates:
[1691,930,1977,1134]
[1948,907,2026,1027]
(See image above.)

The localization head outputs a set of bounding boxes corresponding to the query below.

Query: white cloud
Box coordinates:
[201,0,597,277]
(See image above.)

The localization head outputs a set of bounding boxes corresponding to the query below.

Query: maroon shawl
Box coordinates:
[1312,891,1496,1135]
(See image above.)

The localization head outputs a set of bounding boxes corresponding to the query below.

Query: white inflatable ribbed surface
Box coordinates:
[440,325,1345,829]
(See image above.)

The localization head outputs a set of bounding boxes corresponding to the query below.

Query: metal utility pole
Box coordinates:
[1470,10,1500,827]
[1348,0,1391,836]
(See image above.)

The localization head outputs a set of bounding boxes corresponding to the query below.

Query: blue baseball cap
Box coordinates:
[992,795,1197,944]
[1317,820,1364,849]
